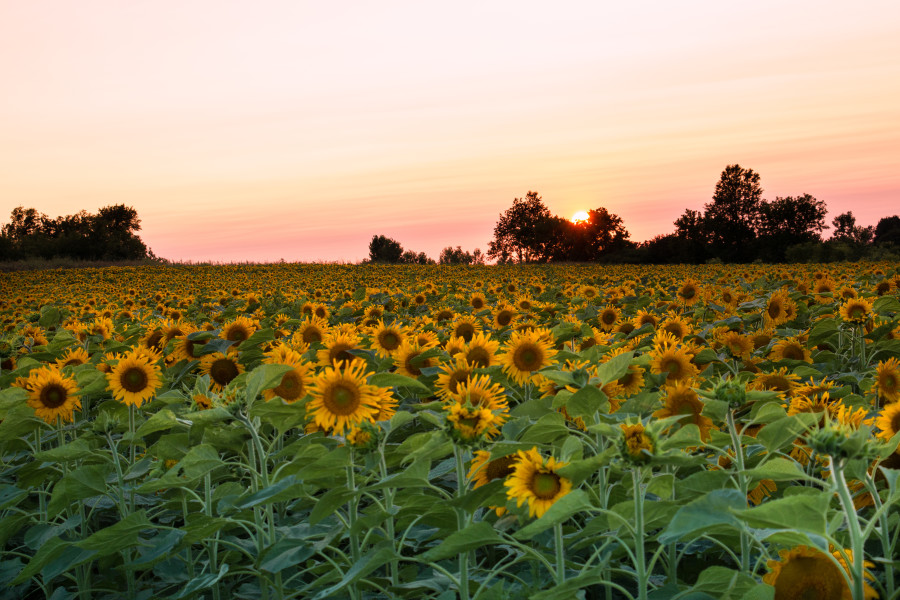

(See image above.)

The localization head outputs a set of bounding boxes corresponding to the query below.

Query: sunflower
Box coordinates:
[504,447,572,518]
[631,309,659,331]
[500,329,557,385]
[24,367,81,424]
[876,401,900,444]
[306,360,385,434]
[451,315,482,343]
[448,374,508,415]
[649,345,698,383]
[874,358,900,404]
[445,402,502,441]
[55,347,91,369]
[469,293,487,311]
[443,335,468,357]
[412,330,440,349]
[751,367,801,399]
[462,332,499,368]
[659,315,694,340]
[166,326,204,363]
[769,337,812,363]
[719,331,753,360]
[296,316,328,345]
[597,304,621,332]
[763,545,877,600]
[469,450,518,488]
[839,297,873,324]
[764,290,795,327]
[652,382,714,441]
[200,351,245,391]
[192,393,213,410]
[393,340,436,378]
[748,479,777,506]
[676,280,702,306]
[262,346,313,403]
[493,304,517,329]
[434,307,455,323]
[620,422,655,463]
[368,320,408,358]
[316,331,362,367]
[107,350,163,407]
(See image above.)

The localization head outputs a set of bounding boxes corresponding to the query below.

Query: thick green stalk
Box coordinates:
[346,456,361,600]
[632,468,648,600]
[454,446,470,600]
[832,459,866,600]
[726,409,750,572]
[205,472,221,600]
[379,451,399,587]
[554,523,565,585]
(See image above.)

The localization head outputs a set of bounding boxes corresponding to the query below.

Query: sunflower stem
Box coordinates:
[379,450,399,587]
[632,467,648,600]
[205,472,221,600]
[726,408,751,573]
[454,445,471,600]
[128,403,135,465]
[346,452,362,600]
[831,457,866,600]
[553,522,565,585]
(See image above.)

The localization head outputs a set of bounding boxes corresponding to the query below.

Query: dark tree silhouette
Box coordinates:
[487,191,556,263]
[830,212,874,245]
[756,194,828,262]
[703,164,763,262]
[549,208,632,261]
[439,246,484,265]
[368,235,404,263]
[874,215,900,246]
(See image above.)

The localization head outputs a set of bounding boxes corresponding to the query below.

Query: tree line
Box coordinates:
[0,205,156,262]
[370,164,900,264]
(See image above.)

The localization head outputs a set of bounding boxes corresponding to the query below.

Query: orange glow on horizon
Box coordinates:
[572,211,590,224]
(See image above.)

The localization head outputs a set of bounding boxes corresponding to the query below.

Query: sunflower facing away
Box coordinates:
[505,447,572,518]
[874,357,900,404]
[652,382,714,441]
[307,360,386,434]
[23,367,81,424]
[107,349,164,407]
[763,545,877,600]
[500,329,557,385]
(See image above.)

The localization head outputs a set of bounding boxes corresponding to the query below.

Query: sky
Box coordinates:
[1,1,899,262]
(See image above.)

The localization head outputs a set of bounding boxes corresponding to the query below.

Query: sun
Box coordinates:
[571,210,589,223]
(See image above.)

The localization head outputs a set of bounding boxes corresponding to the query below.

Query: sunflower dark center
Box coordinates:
[315,307,327,317]
[662,359,683,378]
[274,372,303,401]
[456,323,475,342]
[404,352,422,376]
[601,311,617,325]
[379,331,400,350]
[330,344,355,364]
[39,383,68,408]
[145,331,163,350]
[63,358,82,366]
[680,287,696,299]
[210,358,239,386]
[531,472,561,499]
[448,371,470,394]
[471,298,484,309]
[581,338,597,350]
[783,345,805,360]
[513,345,541,371]
[466,347,490,368]
[496,311,513,326]
[485,456,516,480]
[227,326,248,342]
[327,384,359,415]
[302,327,323,343]
[767,302,783,319]
[437,310,453,322]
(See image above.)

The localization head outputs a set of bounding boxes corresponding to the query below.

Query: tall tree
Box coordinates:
[549,208,631,261]
[874,215,900,246]
[756,194,828,261]
[830,212,874,245]
[673,208,709,263]
[368,235,404,263]
[487,191,555,263]
[703,164,763,262]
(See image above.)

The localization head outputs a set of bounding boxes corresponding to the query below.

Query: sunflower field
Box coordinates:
[2,263,900,600]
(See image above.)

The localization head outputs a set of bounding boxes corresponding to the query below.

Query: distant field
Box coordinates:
[2,263,899,599]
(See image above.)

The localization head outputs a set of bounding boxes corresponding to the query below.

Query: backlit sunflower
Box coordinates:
[55,347,91,368]
[505,447,572,518]
[451,315,482,343]
[24,367,81,424]
[676,279,702,306]
[769,337,812,363]
[652,382,714,441]
[200,351,245,391]
[873,358,900,404]
[307,360,385,434]
[462,332,499,368]
[107,349,163,407]
[649,344,698,383]
[500,329,557,385]
[763,545,877,600]
[316,331,362,367]
[368,320,408,358]
[876,401,900,444]
[839,297,873,324]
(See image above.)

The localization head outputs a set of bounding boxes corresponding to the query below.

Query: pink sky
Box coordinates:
[1,1,898,262]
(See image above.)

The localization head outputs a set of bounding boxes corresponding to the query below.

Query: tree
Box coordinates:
[673,208,709,263]
[487,191,556,263]
[757,194,828,262]
[874,215,900,246]
[830,212,874,245]
[368,235,403,263]
[400,250,434,265]
[548,208,632,262]
[703,164,763,262]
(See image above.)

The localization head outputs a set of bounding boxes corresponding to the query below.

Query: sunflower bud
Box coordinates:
[806,423,880,462]
[713,378,747,410]
[619,422,657,465]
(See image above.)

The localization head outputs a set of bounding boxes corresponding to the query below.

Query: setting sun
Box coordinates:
[572,210,590,224]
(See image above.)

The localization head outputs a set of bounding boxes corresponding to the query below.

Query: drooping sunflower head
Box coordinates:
[762,545,877,600]
[652,381,714,441]
[445,402,501,442]
[649,345,699,383]
[24,367,81,424]
[200,351,245,391]
[504,447,572,519]
[619,422,656,464]
[875,357,900,404]
[839,297,873,324]
[500,330,557,385]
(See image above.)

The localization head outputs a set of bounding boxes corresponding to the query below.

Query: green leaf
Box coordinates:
[77,510,153,556]
[564,385,609,420]
[874,296,900,314]
[33,438,95,463]
[230,476,303,510]
[309,487,356,525]
[646,473,675,500]
[12,537,70,584]
[47,464,111,518]
[519,413,570,445]
[249,397,307,433]
[135,408,180,438]
[311,543,396,600]
[244,363,294,401]
[514,490,593,540]
[735,492,830,535]
[179,444,224,479]
[689,566,761,600]
[39,306,61,329]
[366,459,430,491]
[745,457,808,483]
[757,414,815,453]
[173,563,230,600]
[422,521,503,561]
[74,368,108,396]
[238,327,275,351]
[258,537,315,574]
[368,372,431,395]
[658,489,745,544]
[594,351,634,384]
